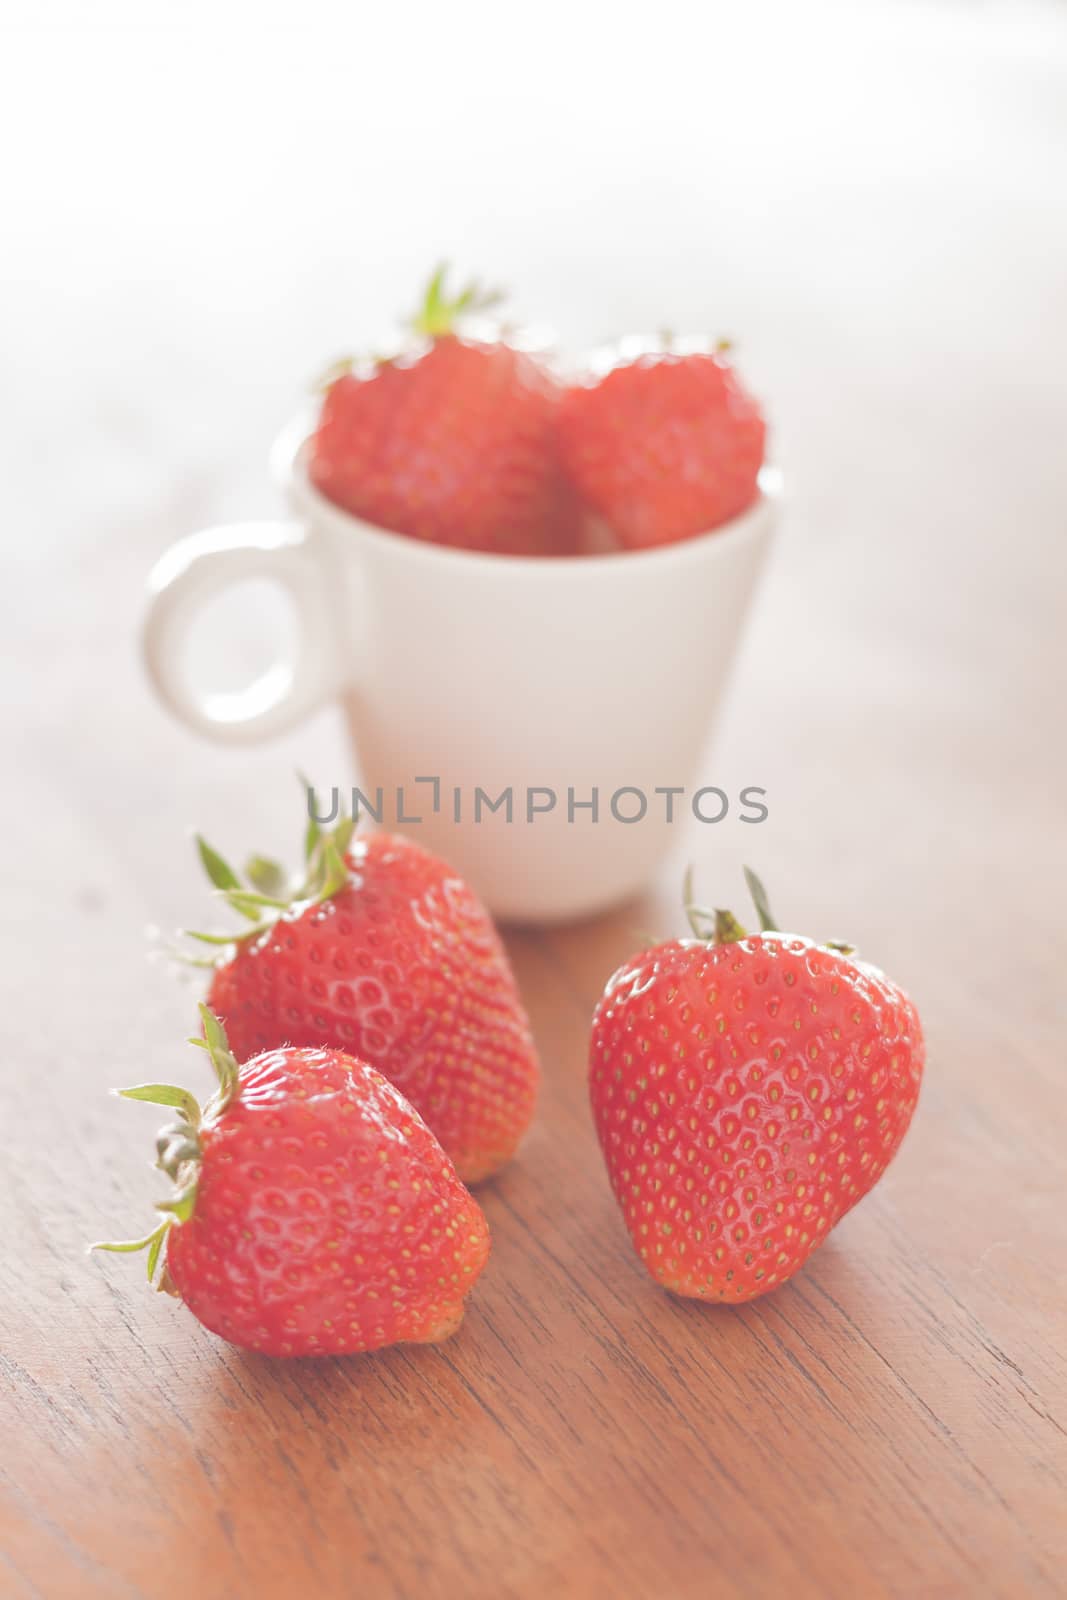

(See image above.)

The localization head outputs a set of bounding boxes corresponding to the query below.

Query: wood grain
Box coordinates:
[2,4,1067,1596]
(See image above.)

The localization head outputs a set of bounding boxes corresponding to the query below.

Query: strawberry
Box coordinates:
[93,1010,490,1356]
[186,802,539,1184]
[309,265,580,556]
[589,869,923,1301]
[559,338,766,549]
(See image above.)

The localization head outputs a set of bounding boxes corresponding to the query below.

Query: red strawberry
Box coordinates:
[310,265,580,556]
[559,338,766,549]
[589,869,923,1301]
[93,1010,490,1356]
[189,805,538,1184]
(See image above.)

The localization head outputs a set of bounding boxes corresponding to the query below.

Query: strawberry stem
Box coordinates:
[155,1122,202,1178]
[685,867,860,957]
[91,1010,243,1294]
[713,909,748,944]
[409,263,504,339]
[683,865,748,944]
[180,786,359,959]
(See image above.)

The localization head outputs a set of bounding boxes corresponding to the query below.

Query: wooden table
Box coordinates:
[2,5,1065,1596]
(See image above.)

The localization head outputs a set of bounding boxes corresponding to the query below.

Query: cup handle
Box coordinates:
[142,521,340,744]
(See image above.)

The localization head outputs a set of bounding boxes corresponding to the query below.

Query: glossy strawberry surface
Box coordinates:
[310,336,580,556]
[207,832,539,1183]
[560,348,765,548]
[166,1046,490,1357]
[590,933,923,1301]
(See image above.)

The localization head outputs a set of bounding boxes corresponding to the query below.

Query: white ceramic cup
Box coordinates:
[143,425,779,923]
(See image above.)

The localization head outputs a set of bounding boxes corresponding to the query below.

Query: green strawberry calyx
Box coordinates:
[409,261,504,339]
[316,263,505,389]
[178,785,356,967]
[684,865,856,955]
[89,1007,240,1293]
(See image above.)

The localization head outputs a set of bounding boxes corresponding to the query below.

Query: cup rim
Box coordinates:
[272,415,781,577]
